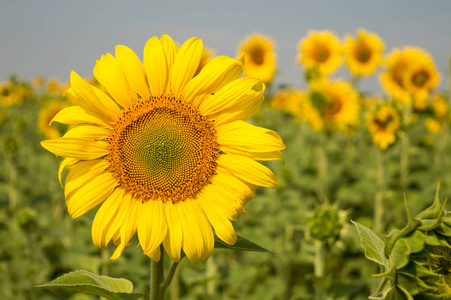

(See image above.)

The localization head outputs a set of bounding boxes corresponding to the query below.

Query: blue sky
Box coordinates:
[1,0,450,93]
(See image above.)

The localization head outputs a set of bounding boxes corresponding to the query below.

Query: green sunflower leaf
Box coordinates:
[36,270,143,300]
[352,221,387,267]
[391,239,410,269]
[214,234,271,253]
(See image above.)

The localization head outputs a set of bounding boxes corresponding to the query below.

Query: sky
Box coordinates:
[1,0,450,93]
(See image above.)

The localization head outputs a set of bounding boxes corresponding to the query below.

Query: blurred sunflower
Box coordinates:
[37,100,69,138]
[305,79,360,133]
[0,81,30,107]
[237,33,277,84]
[271,88,307,120]
[297,30,342,77]
[366,103,401,150]
[403,54,440,103]
[195,46,216,76]
[344,29,384,77]
[431,93,449,120]
[380,47,433,106]
[41,35,285,264]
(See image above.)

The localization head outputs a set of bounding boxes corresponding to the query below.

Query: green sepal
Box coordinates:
[369,277,393,299]
[35,270,143,300]
[391,239,411,269]
[417,198,446,231]
[435,223,451,237]
[214,234,272,253]
[402,231,425,254]
[416,185,443,220]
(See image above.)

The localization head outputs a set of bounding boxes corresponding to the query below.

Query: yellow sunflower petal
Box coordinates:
[63,125,109,140]
[41,138,108,160]
[50,106,110,127]
[171,37,203,98]
[222,148,284,161]
[216,120,285,153]
[104,191,132,249]
[111,196,140,260]
[160,34,177,92]
[143,36,168,96]
[115,45,150,100]
[198,191,237,245]
[163,202,183,262]
[201,183,244,222]
[197,77,259,115]
[190,201,214,261]
[90,85,122,117]
[183,56,243,104]
[218,154,278,187]
[207,82,265,126]
[58,157,79,187]
[70,71,119,123]
[216,166,256,199]
[66,171,116,218]
[93,53,132,108]
[64,159,110,197]
[147,247,161,262]
[137,200,167,257]
[92,189,124,248]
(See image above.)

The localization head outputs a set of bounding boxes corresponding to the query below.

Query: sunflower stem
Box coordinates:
[161,261,179,295]
[150,246,165,300]
[314,240,326,300]
[316,135,329,204]
[400,103,411,190]
[374,148,385,232]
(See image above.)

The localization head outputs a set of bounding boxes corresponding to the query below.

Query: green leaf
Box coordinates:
[391,239,410,269]
[416,184,443,220]
[36,270,143,300]
[352,221,387,267]
[402,231,424,253]
[214,235,271,253]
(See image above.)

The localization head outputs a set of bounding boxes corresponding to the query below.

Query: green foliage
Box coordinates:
[36,270,143,300]
[213,235,271,253]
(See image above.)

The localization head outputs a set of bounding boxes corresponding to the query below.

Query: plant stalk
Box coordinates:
[150,246,165,300]
[374,149,385,233]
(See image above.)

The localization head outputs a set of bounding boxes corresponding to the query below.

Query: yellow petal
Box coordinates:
[160,34,177,93]
[137,200,167,257]
[217,120,285,153]
[105,191,132,249]
[198,78,259,115]
[50,106,110,127]
[171,37,203,98]
[93,53,132,108]
[115,45,150,100]
[58,157,79,187]
[41,138,108,160]
[210,88,264,126]
[198,190,237,245]
[66,171,117,218]
[63,125,109,140]
[217,154,278,187]
[65,159,110,197]
[163,202,183,262]
[92,188,124,248]
[221,149,284,162]
[183,56,243,104]
[70,71,120,123]
[147,247,161,262]
[111,196,140,260]
[143,36,167,96]
[90,85,122,117]
[216,166,256,199]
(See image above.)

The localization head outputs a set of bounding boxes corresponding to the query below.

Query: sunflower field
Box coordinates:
[1,29,451,300]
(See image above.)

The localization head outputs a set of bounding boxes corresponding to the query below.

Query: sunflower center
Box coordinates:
[374,114,394,130]
[107,96,219,203]
[314,45,330,63]
[355,45,371,63]
[250,47,264,65]
[412,70,430,88]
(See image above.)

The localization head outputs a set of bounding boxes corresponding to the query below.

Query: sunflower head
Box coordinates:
[430,94,449,120]
[380,47,436,106]
[297,30,342,76]
[237,33,277,84]
[271,88,307,120]
[41,35,285,264]
[344,29,384,77]
[308,204,344,244]
[0,80,30,107]
[364,187,451,299]
[366,103,401,150]
[306,79,360,133]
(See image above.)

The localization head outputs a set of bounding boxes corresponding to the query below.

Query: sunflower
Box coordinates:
[380,47,433,106]
[237,33,277,84]
[366,104,401,150]
[344,29,384,77]
[37,100,69,138]
[271,88,307,119]
[403,55,440,102]
[297,30,342,76]
[195,46,216,76]
[305,79,360,133]
[0,81,30,107]
[41,35,285,264]
[431,93,449,120]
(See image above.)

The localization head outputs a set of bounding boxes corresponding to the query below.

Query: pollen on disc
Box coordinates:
[107,96,219,203]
